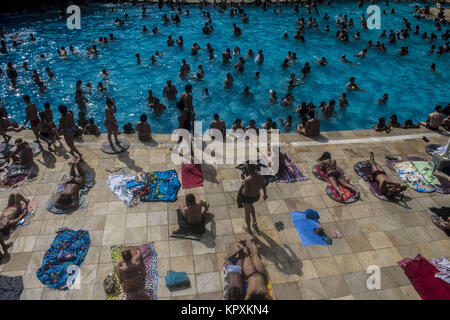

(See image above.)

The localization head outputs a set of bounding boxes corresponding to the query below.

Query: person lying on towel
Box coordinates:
[368,152,407,199]
[114,247,145,293]
[224,243,245,300]
[179,194,209,225]
[55,158,85,211]
[0,193,30,235]
[239,238,272,300]
[0,138,34,172]
[318,152,360,201]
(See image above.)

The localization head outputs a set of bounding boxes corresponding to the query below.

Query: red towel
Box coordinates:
[181,164,204,189]
[398,254,450,300]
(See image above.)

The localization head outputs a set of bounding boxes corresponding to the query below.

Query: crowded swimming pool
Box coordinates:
[0,2,449,133]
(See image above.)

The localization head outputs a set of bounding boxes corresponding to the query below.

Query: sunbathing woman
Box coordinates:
[238,238,272,300]
[367,152,407,199]
[114,247,145,293]
[54,158,85,211]
[318,152,360,201]
[0,193,30,235]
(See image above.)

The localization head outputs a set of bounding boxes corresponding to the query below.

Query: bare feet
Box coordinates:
[242,224,253,235]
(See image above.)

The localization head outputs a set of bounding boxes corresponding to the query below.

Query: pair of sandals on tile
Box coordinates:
[313,227,342,245]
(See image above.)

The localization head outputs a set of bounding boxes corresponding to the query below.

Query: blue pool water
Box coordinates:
[0,2,449,133]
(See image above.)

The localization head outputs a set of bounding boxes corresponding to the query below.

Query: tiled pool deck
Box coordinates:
[1,127,449,300]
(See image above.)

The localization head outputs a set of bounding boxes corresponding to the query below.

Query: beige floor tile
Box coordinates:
[376,247,403,267]
[334,253,364,273]
[196,272,222,294]
[366,232,394,250]
[297,279,327,300]
[311,257,341,277]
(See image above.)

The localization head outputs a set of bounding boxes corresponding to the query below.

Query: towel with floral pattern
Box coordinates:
[36,228,90,290]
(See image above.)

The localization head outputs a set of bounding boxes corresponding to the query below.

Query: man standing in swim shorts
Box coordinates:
[237,164,267,234]
[23,95,41,144]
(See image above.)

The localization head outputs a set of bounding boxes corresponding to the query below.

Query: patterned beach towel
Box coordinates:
[391,162,435,193]
[107,243,158,300]
[275,155,308,183]
[36,228,90,290]
[108,170,180,207]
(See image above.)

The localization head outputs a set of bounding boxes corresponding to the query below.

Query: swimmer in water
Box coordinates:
[269,90,277,103]
[255,50,264,64]
[346,77,367,92]
[378,93,388,105]
[341,54,355,65]
[317,57,328,66]
[222,48,232,64]
[242,86,253,98]
[355,48,368,57]
[163,80,178,100]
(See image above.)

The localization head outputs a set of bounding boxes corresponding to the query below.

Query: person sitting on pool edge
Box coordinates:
[374,117,391,133]
[54,158,85,211]
[179,194,209,226]
[297,111,320,137]
[420,105,444,130]
[318,151,360,201]
[367,152,407,199]
[135,114,152,141]
[83,118,101,136]
[114,247,145,293]
[0,193,30,236]
[402,119,420,129]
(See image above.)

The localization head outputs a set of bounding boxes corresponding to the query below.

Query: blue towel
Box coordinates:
[36,229,90,290]
[145,170,181,202]
[290,211,328,246]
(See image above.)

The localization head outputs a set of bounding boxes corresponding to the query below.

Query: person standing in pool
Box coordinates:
[58,105,83,159]
[209,113,226,136]
[23,95,41,144]
[104,97,121,149]
[163,80,178,100]
[237,163,267,235]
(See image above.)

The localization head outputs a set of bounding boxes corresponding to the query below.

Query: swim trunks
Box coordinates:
[236,185,260,208]
[226,264,242,275]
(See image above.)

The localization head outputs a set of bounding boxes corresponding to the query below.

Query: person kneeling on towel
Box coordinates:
[55,158,85,211]
[114,247,145,293]
[179,194,209,226]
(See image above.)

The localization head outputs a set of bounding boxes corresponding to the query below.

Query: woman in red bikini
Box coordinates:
[318,152,360,201]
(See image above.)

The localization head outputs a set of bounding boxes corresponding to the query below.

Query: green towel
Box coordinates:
[412,161,441,186]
